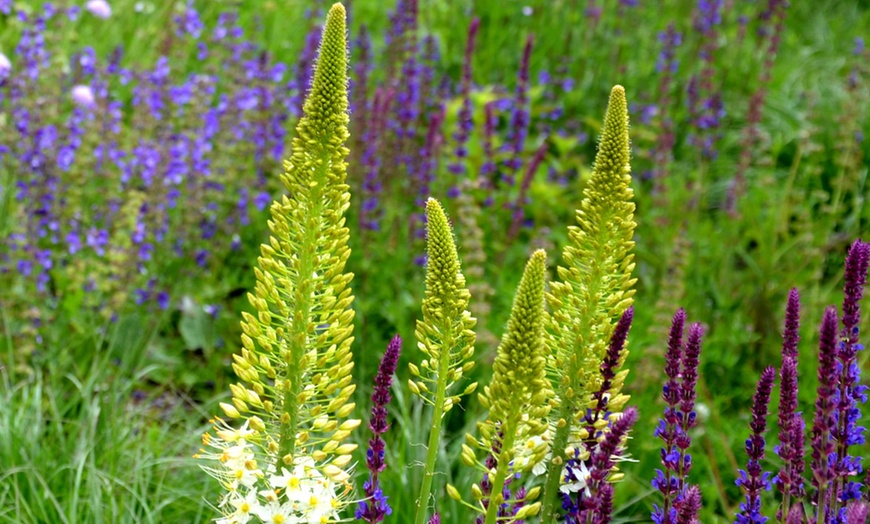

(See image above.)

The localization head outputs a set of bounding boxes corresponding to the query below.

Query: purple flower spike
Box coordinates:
[775,289,805,511]
[590,307,633,416]
[652,309,704,524]
[736,366,776,524]
[842,240,869,335]
[783,288,801,359]
[588,407,639,488]
[811,307,840,513]
[501,35,533,187]
[356,335,402,523]
[831,240,869,511]
[676,485,702,524]
[447,17,479,185]
[427,513,440,524]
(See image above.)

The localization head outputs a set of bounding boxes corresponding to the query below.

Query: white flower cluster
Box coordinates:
[197,420,347,524]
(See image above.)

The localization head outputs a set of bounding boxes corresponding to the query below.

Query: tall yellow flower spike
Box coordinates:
[460,249,551,524]
[412,198,478,524]
[540,85,638,520]
[199,5,359,522]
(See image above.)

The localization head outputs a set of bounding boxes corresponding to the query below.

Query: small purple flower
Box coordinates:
[854,37,865,56]
[86,228,109,256]
[156,291,170,310]
[85,0,111,19]
[253,191,271,211]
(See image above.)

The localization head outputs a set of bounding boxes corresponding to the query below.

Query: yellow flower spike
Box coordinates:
[199,5,359,521]
[413,198,478,524]
[458,250,552,524]
[540,87,638,521]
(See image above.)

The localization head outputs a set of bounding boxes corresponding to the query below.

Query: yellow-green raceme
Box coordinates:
[539,85,638,521]
[196,5,360,523]
[412,198,478,524]
[454,249,551,524]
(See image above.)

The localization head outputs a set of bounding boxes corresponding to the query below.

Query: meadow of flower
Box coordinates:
[0,0,868,523]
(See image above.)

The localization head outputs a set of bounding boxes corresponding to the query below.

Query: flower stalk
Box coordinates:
[540,85,637,522]
[412,198,477,524]
[197,5,361,522]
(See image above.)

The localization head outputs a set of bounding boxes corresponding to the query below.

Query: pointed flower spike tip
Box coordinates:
[302,3,349,138]
[592,85,632,195]
[488,248,550,434]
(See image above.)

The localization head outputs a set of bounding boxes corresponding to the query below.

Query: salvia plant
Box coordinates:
[647,241,870,524]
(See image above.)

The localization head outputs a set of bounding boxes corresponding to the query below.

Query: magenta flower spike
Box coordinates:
[356,335,402,523]
[811,307,841,516]
[775,288,805,515]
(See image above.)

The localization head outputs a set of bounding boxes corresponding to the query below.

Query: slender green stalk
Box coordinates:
[416,334,453,524]
[483,428,519,524]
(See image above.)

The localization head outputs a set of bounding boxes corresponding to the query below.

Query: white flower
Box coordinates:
[0,53,11,79]
[560,461,591,497]
[522,6,533,16]
[254,501,298,524]
[216,420,257,443]
[300,489,338,524]
[85,0,112,19]
[71,85,95,108]
[216,490,261,524]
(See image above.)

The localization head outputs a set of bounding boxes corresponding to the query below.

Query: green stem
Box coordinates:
[540,409,571,522]
[414,321,455,524]
[483,418,519,524]
[275,151,328,470]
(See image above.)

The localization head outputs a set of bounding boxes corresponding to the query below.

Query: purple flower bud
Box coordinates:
[844,501,869,523]
[85,0,111,19]
[676,485,702,524]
